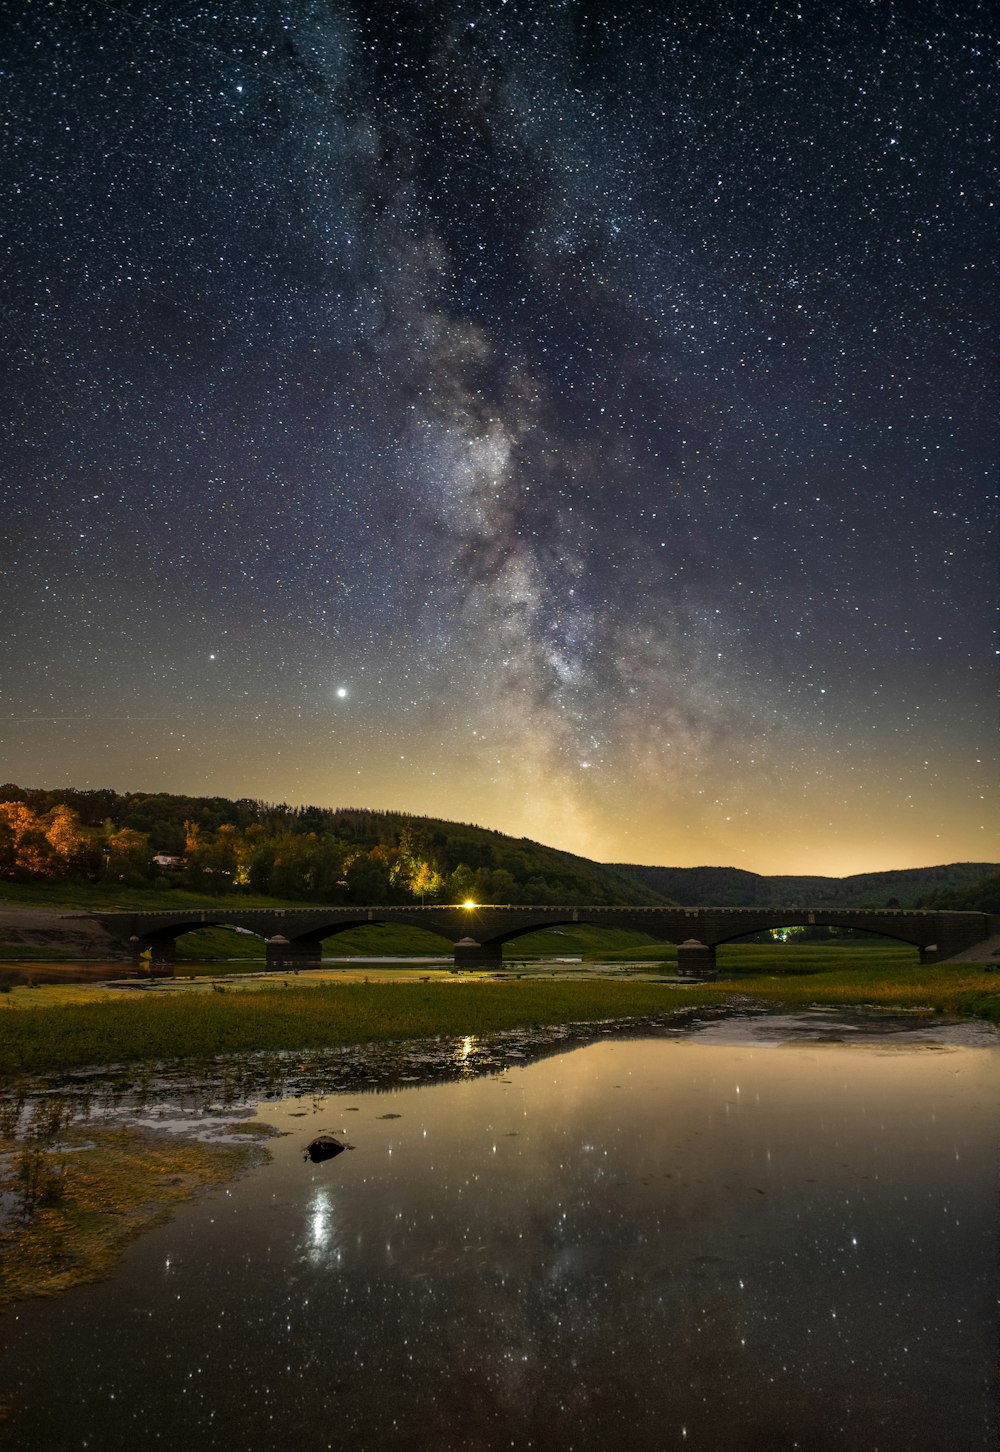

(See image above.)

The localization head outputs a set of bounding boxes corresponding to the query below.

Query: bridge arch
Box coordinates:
[135,917,269,963]
[712,916,927,952]
[286,915,463,946]
[99,903,993,972]
[480,914,664,948]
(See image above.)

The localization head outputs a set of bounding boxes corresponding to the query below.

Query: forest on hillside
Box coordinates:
[0,784,663,907]
[912,872,1000,914]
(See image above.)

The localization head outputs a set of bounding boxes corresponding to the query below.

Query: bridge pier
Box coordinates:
[265,938,323,972]
[453,937,503,971]
[676,939,718,980]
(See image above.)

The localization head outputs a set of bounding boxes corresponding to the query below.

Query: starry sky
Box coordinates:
[2,0,996,875]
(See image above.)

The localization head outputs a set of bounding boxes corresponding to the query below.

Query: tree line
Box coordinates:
[913,873,1000,914]
[0,785,663,907]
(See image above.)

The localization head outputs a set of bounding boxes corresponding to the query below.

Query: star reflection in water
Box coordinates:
[1,1016,999,1451]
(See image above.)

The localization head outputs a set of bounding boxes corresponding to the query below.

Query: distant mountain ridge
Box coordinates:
[607,862,1000,909]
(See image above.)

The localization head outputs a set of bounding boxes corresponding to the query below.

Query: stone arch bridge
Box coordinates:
[87,904,999,978]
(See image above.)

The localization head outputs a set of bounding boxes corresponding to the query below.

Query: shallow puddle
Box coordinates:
[1,1012,999,1450]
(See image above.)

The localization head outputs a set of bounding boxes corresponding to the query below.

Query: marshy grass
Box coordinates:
[0,979,704,1076]
[1,946,997,1078]
[0,1124,269,1304]
[720,956,1000,1019]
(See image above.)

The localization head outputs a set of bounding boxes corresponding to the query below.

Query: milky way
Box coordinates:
[2,1,996,872]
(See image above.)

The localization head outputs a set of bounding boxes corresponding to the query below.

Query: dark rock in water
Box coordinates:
[304,1135,350,1163]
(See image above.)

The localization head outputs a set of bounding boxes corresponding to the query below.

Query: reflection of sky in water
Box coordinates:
[2,1019,999,1450]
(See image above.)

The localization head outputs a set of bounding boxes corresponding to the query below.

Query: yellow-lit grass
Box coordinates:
[0,1125,270,1304]
[725,961,1000,1019]
[1,983,126,1008]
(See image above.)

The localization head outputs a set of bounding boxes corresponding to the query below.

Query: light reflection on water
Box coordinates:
[1,1014,999,1451]
[305,1187,343,1267]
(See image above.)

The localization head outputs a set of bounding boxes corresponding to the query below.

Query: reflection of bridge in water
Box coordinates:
[88,904,1000,979]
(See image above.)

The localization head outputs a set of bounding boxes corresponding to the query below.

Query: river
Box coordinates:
[1,1010,998,1450]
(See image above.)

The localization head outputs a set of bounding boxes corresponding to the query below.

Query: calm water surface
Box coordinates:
[2,1012,999,1451]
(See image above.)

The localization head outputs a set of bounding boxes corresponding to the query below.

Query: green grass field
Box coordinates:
[168,921,656,966]
[506,925,655,957]
[0,880,306,912]
[169,927,918,969]
[170,922,455,964]
[716,941,917,974]
[173,923,854,969]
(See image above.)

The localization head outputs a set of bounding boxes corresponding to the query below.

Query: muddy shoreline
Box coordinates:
[0,907,127,962]
[2,1009,709,1308]
[5,1001,989,1313]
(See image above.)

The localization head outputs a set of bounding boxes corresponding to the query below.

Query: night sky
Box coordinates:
[2,1,996,874]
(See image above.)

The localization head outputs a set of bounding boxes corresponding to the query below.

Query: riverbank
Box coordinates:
[0,998,713,1311]
[0,907,131,963]
[0,978,704,1075]
[2,947,999,1078]
[3,994,998,1321]
[0,1122,274,1306]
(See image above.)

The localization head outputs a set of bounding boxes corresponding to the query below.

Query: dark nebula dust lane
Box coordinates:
[1,1,996,871]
